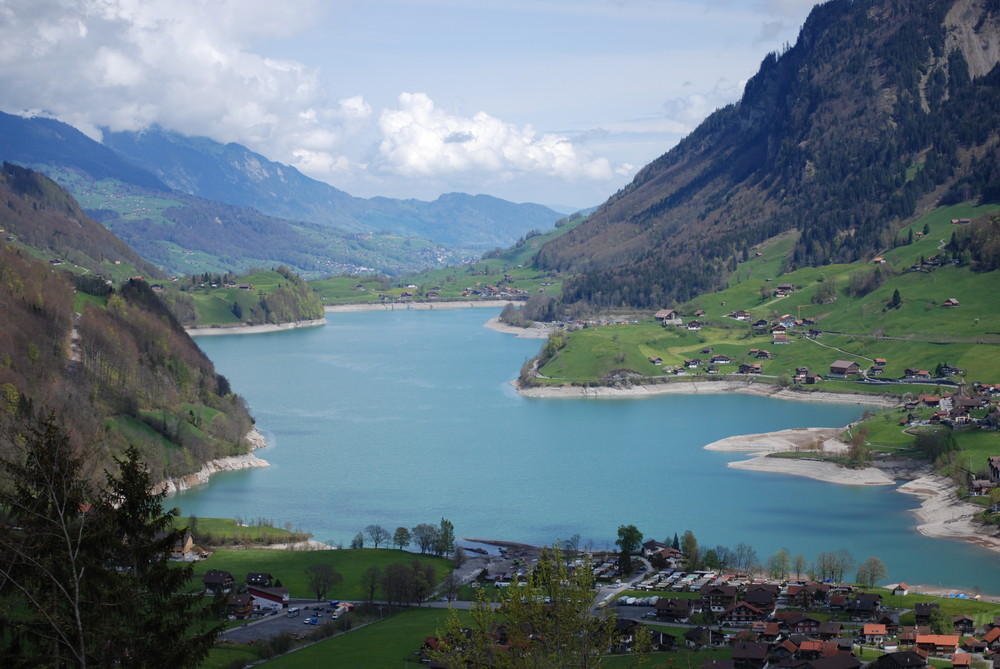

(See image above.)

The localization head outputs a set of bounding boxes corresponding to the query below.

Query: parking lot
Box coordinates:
[220,602,341,644]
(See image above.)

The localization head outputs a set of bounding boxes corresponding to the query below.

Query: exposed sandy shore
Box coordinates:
[705,426,1000,571]
[186,318,327,336]
[705,428,896,485]
[483,317,557,339]
[324,300,506,313]
[898,475,1000,552]
[157,428,270,495]
[518,379,900,407]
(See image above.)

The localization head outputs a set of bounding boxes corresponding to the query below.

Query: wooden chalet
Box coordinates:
[804,655,862,669]
[247,572,274,587]
[914,603,939,626]
[829,360,861,376]
[700,584,739,611]
[685,626,727,648]
[870,651,928,669]
[203,569,235,594]
[898,627,931,645]
[226,593,254,619]
[915,635,959,655]
[656,596,696,622]
[845,593,882,621]
[732,641,770,669]
[785,614,823,636]
[719,601,767,627]
[951,653,971,669]
[745,583,780,612]
[952,614,976,634]
[817,622,843,639]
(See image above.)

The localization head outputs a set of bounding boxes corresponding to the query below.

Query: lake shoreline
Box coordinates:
[324,300,507,313]
[157,428,271,495]
[186,318,327,336]
[517,378,901,407]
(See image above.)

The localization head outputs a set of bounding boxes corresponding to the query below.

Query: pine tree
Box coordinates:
[0,413,221,667]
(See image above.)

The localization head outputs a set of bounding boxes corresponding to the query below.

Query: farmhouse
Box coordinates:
[829,360,861,376]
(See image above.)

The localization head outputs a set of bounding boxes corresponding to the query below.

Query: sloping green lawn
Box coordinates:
[193,548,449,600]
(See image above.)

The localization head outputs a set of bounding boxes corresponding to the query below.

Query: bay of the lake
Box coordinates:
[179,307,999,593]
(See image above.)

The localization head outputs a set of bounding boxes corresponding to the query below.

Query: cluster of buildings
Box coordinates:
[621,576,1000,669]
[202,569,290,619]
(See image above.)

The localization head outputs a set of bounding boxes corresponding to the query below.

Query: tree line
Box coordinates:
[350,518,458,558]
[620,526,888,588]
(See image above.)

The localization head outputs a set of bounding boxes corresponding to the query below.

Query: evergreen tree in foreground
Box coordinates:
[0,411,221,667]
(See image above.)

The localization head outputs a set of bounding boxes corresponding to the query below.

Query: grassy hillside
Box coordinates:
[311,212,589,305]
[160,267,325,327]
[533,203,1000,388]
[193,549,448,601]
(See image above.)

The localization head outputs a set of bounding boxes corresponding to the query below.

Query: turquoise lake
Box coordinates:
[178,307,999,593]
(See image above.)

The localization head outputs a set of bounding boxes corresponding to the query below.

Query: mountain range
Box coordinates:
[0,112,566,277]
[537,0,1000,310]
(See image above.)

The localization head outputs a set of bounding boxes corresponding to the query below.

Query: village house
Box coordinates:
[685,626,726,648]
[784,614,823,636]
[915,634,960,655]
[745,583,780,612]
[817,621,843,640]
[248,585,289,611]
[829,360,861,377]
[952,615,976,634]
[863,624,888,645]
[732,641,770,669]
[247,572,274,587]
[226,593,254,619]
[656,596,696,622]
[656,309,682,325]
[845,593,882,620]
[870,651,928,669]
[749,621,781,642]
[988,456,1000,482]
[952,653,972,669]
[899,627,931,645]
[719,601,767,626]
[700,584,739,611]
[203,569,235,594]
[611,619,641,653]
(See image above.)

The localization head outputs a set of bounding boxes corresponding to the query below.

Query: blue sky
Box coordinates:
[0,0,817,209]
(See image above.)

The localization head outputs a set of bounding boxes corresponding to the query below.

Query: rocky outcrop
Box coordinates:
[156,429,269,495]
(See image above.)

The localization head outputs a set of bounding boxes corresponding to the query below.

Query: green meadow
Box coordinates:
[538,203,1000,387]
[193,548,449,601]
[310,214,588,305]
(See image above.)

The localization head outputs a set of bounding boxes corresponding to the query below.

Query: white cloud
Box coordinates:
[0,0,350,167]
[375,92,616,182]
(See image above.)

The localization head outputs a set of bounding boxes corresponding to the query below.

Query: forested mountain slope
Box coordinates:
[0,164,254,481]
[537,0,1000,309]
